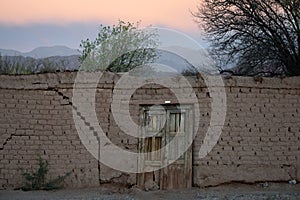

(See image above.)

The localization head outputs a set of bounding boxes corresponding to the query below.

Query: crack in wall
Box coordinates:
[0,133,15,150]
[0,88,105,186]
[53,86,119,185]
[53,88,102,186]
[99,86,115,184]
[1,75,300,188]
[281,164,296,180]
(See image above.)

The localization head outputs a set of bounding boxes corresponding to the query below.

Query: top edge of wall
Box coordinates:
[0,72,299,90]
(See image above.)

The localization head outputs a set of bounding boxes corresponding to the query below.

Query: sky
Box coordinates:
[0,0,206,52]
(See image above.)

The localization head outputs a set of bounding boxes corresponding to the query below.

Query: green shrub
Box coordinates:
[20,157,72,191]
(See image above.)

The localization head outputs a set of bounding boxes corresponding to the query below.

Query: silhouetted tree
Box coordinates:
[194,0,300,76]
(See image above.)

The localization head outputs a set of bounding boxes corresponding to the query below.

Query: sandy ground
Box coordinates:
[0,183,300,200]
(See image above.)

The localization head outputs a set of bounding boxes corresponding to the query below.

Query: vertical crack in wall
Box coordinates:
[98,86,115,184]
[53,88,102,186]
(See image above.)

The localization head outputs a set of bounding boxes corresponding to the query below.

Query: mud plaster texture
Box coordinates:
[0,72,299,189]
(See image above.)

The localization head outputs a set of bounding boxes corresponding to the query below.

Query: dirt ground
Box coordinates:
[0,182,299,200]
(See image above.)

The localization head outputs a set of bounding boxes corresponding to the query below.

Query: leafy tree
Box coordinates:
[79,21,158,72]
[194,0,300,76]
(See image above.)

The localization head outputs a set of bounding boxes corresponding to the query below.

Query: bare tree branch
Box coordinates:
[193,0,300,76]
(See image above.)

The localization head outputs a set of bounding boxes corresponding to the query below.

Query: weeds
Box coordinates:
[20,157,72,191]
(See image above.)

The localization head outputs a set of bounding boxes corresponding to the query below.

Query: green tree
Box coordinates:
[194,0,300,76]
[79,20,158,72]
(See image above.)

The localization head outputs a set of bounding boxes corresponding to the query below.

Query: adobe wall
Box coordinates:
[0,72,299,189]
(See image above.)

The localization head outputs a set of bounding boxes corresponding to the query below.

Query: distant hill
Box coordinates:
[0,45,80,58]
[0,55,81,74]
[161,46,218,74]
[0,49,22,57]
[151,48,198,75]
[0,45,216,75]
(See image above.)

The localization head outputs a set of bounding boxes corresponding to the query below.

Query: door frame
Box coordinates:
[137,104,194,190]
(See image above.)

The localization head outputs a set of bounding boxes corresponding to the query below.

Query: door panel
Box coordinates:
[138,108,165,189]
[162,108,192,189]
[138,105,193,190]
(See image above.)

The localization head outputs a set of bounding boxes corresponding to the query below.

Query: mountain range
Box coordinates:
[0,45,216,75]
[0,45,282,76]
[0,45,80,58]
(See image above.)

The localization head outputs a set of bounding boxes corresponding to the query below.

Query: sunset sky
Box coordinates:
[0,0,206,52]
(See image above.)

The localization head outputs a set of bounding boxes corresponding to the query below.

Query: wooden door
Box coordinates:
[138,107,165,190]
[138,105,193,190]
[161,107,193,189]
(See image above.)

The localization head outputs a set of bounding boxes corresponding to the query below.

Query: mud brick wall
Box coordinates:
[193,77,300,186]
[0,72,299,189]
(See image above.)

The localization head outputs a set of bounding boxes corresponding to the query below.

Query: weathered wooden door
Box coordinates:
[138,105,193,190]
